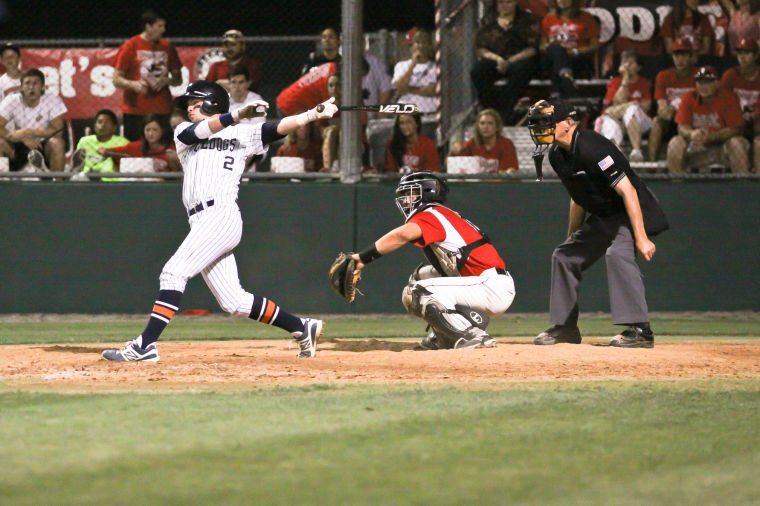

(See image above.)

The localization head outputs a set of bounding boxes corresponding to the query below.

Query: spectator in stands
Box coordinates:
[97,114,180,173]
[276,123,323,172]
[661,0,715,58]
[0,68,67,172]
[0,42,22,102]
[228,64,266,124]
[385,112,440,172]
[650,38,698,162]
[112,9,182,142]
[470,0,541,125]
[518,0,551,18]
[276,62,337,117]
[718,0,760,57]
[392,28,438,113]
[207,29,262,93]
[449,109,519,174]
[71,109,129,175]
[363,53,394,118]
[539,0,600,98]
[667,65,749,174]
[594,49,652,162]
[720,37,760,123]
[301,27,341,75]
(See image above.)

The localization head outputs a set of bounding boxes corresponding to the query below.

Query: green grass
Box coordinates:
[1,383,759,504]
[1,312,759,345]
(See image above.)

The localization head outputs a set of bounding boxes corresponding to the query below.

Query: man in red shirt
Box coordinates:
[113,9,182,141]
[206,29,262,93]
[720,37,760,124]
[276,62,337,117]
[594,49,652,161]
[667,66,749,174]
[349,172,515,350]
[649,37,697,162]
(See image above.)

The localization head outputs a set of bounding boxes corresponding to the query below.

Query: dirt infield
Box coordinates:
[2,338,760,391]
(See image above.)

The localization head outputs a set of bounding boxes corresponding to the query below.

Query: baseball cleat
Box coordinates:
[102,340,160,362]
[610,326,654,348]
[533,325,582,345]
[454,334,496,349]
[295,319,323,358]
[420,332,439,350]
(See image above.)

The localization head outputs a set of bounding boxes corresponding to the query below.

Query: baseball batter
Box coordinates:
[351,171,516,350]
[103,80,338,362]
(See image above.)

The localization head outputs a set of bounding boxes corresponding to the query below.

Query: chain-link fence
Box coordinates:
[1,1,759,179]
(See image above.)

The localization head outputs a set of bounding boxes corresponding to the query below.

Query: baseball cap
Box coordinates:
[671,37,693,52]
[547,98,578,123]
[694,65,719,81]
[222,29,244,42]
[403,27,417,46]
[736,37,759,52]
[1,42,20,56]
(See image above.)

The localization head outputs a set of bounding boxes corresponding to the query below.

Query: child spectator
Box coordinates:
[71,109,129,174]
[385,112,440,173]
[650,38,698,161]
[449,109,519,174]
[97,114,180,173]
[667,66,749,173]
[594,49,652,161]
[276,123,323,172]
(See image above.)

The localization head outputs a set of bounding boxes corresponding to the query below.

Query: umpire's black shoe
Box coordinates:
[610,326,654,349]
[533,325,582,345]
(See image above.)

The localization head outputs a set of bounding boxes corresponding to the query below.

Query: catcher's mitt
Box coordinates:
[328,252,361,302]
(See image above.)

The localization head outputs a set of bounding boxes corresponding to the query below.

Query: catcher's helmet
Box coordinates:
[174,80,230,115]
[395,171,449,220]
[526,99,577,146]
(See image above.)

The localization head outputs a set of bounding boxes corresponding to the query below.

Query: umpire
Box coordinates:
[526,99,668,348]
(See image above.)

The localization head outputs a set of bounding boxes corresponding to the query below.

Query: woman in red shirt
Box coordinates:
[98,114,179,172]
[450,109,519,173]
[384,113,440,173]
[540,0,600,97]
[661,0,715,57]
[275,123,323,172]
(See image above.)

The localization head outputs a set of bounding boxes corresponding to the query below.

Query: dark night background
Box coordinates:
[0,0,436,38]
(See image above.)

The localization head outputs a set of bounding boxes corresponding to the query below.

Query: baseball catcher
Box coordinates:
[331,171,516,349]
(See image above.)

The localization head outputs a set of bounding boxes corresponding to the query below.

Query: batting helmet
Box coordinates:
[174,80,230,115]
[395,171,449,220]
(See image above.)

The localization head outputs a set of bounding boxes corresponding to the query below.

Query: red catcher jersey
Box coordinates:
[276,62,337,116]
[409,205,506,276]
[675,88,744,132]
[654,68,696,110]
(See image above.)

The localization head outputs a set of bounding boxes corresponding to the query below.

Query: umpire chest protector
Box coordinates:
[550,128,668,235]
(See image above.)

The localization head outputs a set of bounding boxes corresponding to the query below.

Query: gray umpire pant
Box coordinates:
[549,213,648,326]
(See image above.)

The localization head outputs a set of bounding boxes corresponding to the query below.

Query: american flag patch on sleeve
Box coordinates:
[598,155,614,171]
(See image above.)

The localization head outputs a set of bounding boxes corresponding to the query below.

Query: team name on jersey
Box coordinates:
[192,138,240,152]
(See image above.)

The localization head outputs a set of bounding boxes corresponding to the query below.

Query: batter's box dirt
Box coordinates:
[2,339,760,392]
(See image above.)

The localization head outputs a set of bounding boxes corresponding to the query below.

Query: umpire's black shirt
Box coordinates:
[549,127,643,218]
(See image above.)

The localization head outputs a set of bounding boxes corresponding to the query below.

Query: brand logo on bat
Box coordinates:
[378,104,418,113]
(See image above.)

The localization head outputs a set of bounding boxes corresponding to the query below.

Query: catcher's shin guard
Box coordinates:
[422,301,474,349]
[454,304,490,331]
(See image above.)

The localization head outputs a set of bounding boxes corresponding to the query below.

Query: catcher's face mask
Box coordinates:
[395,183,423,220]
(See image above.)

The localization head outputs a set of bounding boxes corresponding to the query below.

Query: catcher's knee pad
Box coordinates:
[402,284,431,317]
[422,300,472,349]
[454,304,490,331]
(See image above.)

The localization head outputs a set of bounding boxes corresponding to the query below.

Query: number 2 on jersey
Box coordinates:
[223,156,234,171]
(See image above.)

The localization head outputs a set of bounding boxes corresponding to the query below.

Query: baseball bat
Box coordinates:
[316,103,420,114]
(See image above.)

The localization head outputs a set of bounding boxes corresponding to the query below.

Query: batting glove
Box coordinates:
[308,97,339,121]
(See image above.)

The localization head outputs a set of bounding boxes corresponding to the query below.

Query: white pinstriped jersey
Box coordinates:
[174,121,269,212]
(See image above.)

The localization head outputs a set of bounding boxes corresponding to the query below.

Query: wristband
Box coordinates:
[219,112,235,127]
[232,108,242,122]
[358,244,382,264]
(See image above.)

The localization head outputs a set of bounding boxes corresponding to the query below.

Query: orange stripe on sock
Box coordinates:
[153,304,176,319]
[261,300,276,324]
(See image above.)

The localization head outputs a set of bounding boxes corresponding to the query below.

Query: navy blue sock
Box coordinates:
[139,290,182,347]
[248,295,304,334]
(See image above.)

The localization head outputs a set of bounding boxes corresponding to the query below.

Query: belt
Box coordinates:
[495,268,507,275]
[188,199,214,217]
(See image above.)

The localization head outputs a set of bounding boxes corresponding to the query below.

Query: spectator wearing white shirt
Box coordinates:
[0,68,67,171]
[392,28,438,114]
[227,64,265,125]
[0,42,22,102]
[363,53,393,118]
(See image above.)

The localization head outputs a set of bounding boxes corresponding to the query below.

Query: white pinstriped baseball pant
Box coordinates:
[160,203,254,315]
